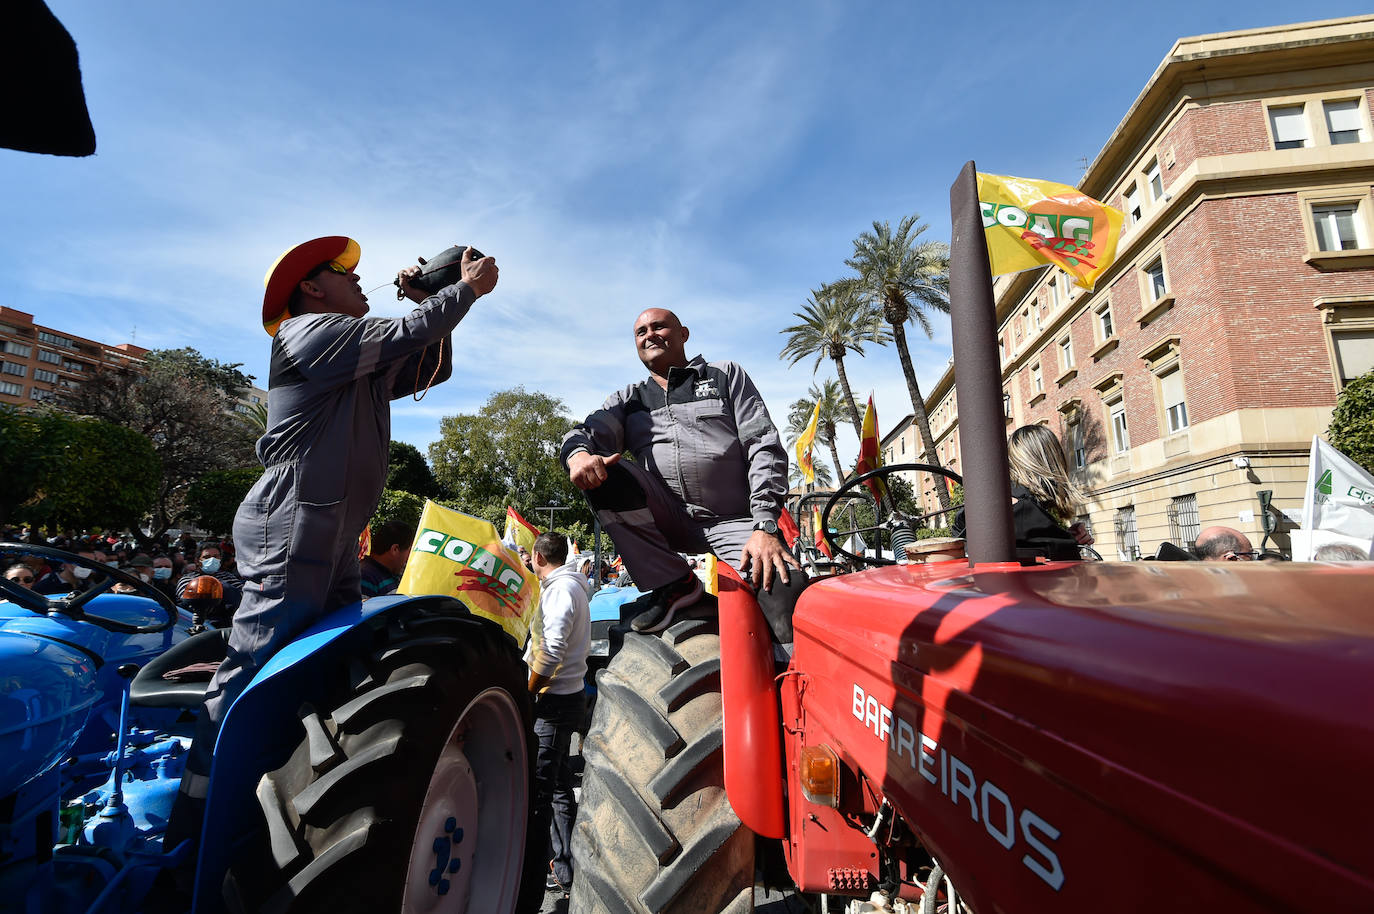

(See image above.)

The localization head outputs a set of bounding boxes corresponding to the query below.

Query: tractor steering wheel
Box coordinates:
[0,542,178,634]
[821,463,964,567]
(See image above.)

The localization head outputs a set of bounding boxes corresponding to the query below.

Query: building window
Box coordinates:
[2,341,31,357]
[34,368,59,384]
[1124,184,1141,225]
[1332,329,1374,386]
[1067,417,1087,470]
[0,380,23,397]
[1059,335,1075,370]
[63,361,85,373]
[1,361,26,377]
[1312,203,1362,252]
[1109,399,1130,454]
[1146,159,1164,201]
[37,349,62,364]
[1114,506,1140,561]
[900,438,905,455]
[1095,302,1115,341]
[1268,104,1308,150]
[32,387,57,402]
[1032,363,1044,395]
[1159,367,1188,433]
[1167,494,1200,550]
[37,331,76,349]
[1324,99,1365,145]
[1144,258,1168,301]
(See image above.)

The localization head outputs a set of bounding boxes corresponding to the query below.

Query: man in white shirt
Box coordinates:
[525,532,591,895]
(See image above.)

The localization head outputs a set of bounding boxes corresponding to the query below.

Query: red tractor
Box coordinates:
[568,165,1374,913]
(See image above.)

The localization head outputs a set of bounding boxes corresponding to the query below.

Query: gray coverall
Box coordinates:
[559,355,805,640]
[172,281,476,820]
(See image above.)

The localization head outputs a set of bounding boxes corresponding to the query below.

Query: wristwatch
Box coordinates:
[752,519,779,535]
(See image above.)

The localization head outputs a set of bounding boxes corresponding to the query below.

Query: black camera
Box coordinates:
[394,245,486,297]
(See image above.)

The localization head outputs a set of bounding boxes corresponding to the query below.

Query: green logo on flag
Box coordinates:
[1317,469,1333,495]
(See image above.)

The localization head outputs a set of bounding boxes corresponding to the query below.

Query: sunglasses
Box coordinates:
[308,259,352,279]
[9,575,34,583]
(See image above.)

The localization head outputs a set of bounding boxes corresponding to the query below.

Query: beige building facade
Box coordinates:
[916,16,1374,559]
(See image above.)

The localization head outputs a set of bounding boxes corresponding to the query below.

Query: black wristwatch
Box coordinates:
[752,518,778,535]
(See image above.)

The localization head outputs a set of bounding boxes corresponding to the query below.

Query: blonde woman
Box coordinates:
[953,424,1094,561]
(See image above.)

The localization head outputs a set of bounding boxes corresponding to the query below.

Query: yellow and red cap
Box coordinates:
[261,236,360,336]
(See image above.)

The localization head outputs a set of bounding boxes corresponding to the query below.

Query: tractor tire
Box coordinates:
[226,608,544,914]
[569,615,754,914]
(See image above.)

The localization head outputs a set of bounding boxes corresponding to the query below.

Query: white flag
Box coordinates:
[1293,436,1374,560]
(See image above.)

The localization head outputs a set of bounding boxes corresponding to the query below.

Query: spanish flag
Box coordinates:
[854,395,888,503]
[795,401,820,486]
[812,505,833,559]
[977,172,1124,291]
[503,506,540,554]
[778,506,800,549]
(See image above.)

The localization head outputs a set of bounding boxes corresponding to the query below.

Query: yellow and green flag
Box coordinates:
[795,401,820,485]
[400,500,540,643]
[977,172,1124,291]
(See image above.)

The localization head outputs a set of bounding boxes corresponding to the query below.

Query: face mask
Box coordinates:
[200,557,222,574]
[72,566,93,580]
[105,561,120,568]
[153,567,172,580]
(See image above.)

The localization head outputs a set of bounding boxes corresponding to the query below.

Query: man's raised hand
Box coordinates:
[569,452,621,491]
[460,245,499,297]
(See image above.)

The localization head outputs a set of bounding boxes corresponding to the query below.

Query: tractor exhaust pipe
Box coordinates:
[949,161,1017,565]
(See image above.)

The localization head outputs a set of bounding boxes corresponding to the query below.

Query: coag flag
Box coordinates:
[1293,436,1374,560]
[502,506,540,554]
[812,505,833,559]
[854,395,888,503]
[400,500,540,643]
[795,401,820,486]
[977,172,1124,291]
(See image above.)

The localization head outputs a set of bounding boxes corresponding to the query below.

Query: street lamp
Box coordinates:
[541,502,570,530]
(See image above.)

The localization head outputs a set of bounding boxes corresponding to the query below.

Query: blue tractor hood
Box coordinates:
[0,628,101,797]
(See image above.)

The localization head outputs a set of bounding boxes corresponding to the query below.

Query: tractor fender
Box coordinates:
[716,563,786,839]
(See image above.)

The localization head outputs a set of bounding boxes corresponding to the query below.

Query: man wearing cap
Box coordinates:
[167,236,497,848]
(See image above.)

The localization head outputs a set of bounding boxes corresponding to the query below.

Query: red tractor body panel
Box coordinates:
[787,559,1374,911]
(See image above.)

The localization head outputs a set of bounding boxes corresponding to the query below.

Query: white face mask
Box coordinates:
[72,566,93,580]
[138,573,151,583]
[200,557,222,574]
[153,567,172,580]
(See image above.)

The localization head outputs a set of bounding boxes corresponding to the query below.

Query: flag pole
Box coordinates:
[949,161,1017,564]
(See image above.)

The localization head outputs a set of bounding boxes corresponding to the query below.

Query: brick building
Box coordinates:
[913,15,1374,558]
[0,306,148,407]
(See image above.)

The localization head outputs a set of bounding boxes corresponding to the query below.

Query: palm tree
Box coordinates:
[846,214,953,510]
[786,379,853,486]
[780,282,889,437]
[788,457,834,490]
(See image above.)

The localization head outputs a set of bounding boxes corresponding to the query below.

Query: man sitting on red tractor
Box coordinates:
[560,308,804,641]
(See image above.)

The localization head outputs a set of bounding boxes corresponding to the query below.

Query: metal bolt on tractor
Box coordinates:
[566,164,1374,913]
[0,542,545,913]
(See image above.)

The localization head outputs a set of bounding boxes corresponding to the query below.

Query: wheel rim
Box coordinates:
[402,687,529,913]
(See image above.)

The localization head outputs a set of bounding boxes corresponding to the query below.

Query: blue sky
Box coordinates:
[3,1,1368,473]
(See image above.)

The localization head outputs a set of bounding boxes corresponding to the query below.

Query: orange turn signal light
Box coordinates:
[799,743,840,807]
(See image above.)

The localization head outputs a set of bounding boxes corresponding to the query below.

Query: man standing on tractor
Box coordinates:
[166,236,498,848]
[560,308,804,641]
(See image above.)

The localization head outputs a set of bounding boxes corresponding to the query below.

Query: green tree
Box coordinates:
[387,441,441,498]
[186,467,265,535]
[0,410,159,529]
[58,347,258,540]
[1329,370,1374,475]
[780,282,889,437]
[786,379,855,486]
[371,489,428,531]
[428,387,590,531]
[845,214,953,510]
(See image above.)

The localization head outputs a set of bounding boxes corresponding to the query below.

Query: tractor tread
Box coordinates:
[648,726,724,808]
[331,672,435,732]
[588,678,684,758]
[622,634,690,677]
[658,658,721,712]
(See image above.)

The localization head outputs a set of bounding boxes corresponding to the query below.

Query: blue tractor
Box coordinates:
[0,542,543,913]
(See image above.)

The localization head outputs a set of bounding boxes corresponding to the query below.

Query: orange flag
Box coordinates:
[778,507,800,549]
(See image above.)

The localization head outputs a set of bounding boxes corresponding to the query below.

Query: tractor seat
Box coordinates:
[130,628,231,709]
